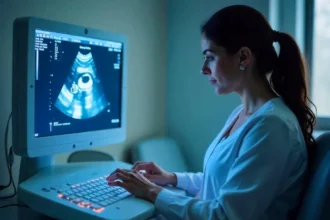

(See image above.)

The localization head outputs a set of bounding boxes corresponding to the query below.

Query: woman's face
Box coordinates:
[201,35,244,95]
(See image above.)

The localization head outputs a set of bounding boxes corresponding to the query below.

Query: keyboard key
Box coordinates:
[76,193,83,197]
[90,193,97,197]
[72,189,80,193]
[64,190,73,195]
[99,201,109,207]
[112,197,121,202]
[112,191,121,196]
[90,204,102,209]
[106,199,116,204]
[79,200,90,207]
[99,190,107,195]
[99,196,107,201]
[68,195,77,200]
[117,188,125,192]
[117,192,131,199]
[84,195,92,200]
[73,198,81,204]
[85,184,93,188]
[91,198,99,203]
[81,191,88,196]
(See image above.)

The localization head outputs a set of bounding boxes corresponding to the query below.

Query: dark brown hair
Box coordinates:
[201,5,316,152]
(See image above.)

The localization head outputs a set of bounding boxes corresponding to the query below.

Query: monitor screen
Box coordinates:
[34,29,123,138]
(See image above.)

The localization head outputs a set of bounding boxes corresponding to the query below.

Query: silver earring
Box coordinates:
[239,65,245,70]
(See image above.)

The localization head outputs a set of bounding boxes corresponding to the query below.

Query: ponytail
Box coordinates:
[270,32,316,153]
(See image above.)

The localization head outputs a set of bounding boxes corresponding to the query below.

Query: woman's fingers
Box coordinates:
[134,170,146,179]
[107,169,137,182]
[107,168,121,180]
[115,172,131,181]
[134,164,153,174]
[107,168,133,181]
[143,173,156,181]
[132,162,149,171]
[108,180,128,189]
[132,161,144,170]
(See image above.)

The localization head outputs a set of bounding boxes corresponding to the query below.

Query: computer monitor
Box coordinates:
[12,17,127,158]
[11,18,181,220]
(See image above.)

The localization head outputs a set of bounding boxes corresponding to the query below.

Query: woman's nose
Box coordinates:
[201,64,211,75]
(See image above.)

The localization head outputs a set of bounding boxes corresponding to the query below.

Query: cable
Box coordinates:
[0,113,17,200]
[0,113,12,190]
[0,164,12,191]
[0,152,17,199]
[0,204,28,209]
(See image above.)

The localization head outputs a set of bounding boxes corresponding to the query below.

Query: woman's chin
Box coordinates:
[215,87,226,95]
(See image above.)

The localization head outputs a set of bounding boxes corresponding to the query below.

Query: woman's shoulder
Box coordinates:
[239,99,307,159]
[253,98,300,129]
[244,98,305,144]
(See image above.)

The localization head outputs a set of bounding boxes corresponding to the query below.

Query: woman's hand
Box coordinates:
[106,169,163,203]
[131,161,177,186]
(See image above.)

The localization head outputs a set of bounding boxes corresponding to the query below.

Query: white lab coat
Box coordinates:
[155,97,307,220]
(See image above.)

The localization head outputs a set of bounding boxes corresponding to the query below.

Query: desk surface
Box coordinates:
[0,196,53,220]
[0,196,165,220]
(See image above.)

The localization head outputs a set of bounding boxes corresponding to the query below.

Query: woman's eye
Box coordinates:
[204,56,214,61]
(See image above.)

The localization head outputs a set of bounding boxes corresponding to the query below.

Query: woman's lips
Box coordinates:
[209,79,217,84]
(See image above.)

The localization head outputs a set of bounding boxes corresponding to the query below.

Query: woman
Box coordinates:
[107,5,316,220]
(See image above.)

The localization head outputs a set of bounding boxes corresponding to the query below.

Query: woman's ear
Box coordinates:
[238,47,253,69]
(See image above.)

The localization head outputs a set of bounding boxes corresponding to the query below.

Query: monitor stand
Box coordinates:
[19,156,54,184]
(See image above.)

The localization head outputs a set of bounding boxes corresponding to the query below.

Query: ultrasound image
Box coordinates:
[55,51,108,119]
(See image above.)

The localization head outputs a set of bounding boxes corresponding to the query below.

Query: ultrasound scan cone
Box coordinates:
[55,51,108,119]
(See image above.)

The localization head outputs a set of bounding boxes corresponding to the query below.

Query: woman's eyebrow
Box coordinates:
[203,49,216,55]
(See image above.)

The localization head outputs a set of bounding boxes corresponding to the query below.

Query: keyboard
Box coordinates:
[18,161,156,220]
[53,175,131,213]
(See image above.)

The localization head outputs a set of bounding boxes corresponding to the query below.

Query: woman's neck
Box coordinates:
[236,75,277,116]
